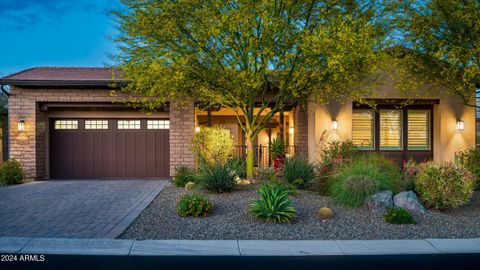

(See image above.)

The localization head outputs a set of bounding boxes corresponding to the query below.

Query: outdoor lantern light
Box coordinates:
[17,119,25,132]
[195,126,201,133]
[289,126,294,134]
[456,120,465,131]
[331,119,338,130]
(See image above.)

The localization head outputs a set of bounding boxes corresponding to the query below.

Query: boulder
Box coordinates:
[393,191,426,214]
[318,207,334,219]
[185,181,197,191]
[366,191,393,214]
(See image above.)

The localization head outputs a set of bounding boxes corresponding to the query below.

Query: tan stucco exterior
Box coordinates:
[306,85,477,163]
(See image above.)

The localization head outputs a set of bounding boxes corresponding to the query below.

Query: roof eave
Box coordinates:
[0,79,130,87]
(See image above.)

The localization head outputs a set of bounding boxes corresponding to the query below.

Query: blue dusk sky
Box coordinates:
[0,0,123,77]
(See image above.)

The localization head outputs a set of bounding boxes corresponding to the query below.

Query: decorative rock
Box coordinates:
[185,182,197,191]
[318,207,333,219]
[393,191,426,214]
[366,191,393,214]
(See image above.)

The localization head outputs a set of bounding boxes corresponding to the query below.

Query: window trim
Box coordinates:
[352,104,433,153]
[54,120,79,130]
[352,109,375,150]
[379,109,403,151]
[117,120,141,130]
[146,119,170,130]
[85,120,109,130]
[407,110,431,151]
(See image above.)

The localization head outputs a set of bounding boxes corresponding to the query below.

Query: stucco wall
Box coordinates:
[307,89,476,163]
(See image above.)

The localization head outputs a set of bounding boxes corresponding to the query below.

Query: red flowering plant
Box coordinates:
[402,159,419,191]
[177,193,213,217]
[314,132,359,194]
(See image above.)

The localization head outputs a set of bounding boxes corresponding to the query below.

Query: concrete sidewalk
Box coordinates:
[1,237,479,256]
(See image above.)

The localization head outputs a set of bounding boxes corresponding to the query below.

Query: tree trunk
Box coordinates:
[246,135,255,179]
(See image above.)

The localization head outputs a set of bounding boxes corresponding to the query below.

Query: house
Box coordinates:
[0,67,476,180]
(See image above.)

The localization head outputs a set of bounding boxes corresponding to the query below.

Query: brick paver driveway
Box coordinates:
[0,180,167,239]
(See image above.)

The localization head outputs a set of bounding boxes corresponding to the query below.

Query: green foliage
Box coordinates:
[173,165,198,187]
[191,126,235,169]
[255,167,276,182]
[269,138,286,159]
[177,193,213,217]
[283,158,315,189]
[226,157,246,179]
[315,139,359,194]
[384,208,416,225]
[402,159,419,191]
[250,183,296,223]
[185,181,197,191]
[415,162,475,209]
[200,163,236,193]
[113,1,389,178]
[329,154,402,207]
[0,159,24,186]
[456,148,480,190]
[393,0,480,106]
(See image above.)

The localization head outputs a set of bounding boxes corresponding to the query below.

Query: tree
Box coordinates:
[393,0,480,106]
[112,0,389,177]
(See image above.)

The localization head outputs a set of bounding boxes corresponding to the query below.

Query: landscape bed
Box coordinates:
[119,184,480,240]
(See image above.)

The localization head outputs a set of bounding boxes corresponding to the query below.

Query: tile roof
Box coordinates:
[0,67,128,86]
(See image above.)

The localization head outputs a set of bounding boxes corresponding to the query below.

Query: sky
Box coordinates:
[0,0,123,77]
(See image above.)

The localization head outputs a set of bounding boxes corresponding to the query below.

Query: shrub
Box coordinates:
[384,208,416,225]
[250,183,296,223]
[269,138,286,159]
[402,159,419,191]
[191,126,235,168]
[329,154,402,207]
[226,157,246,179]
[185,181,197,191]
[415,162,474,209]
[315,139,359,194]
[283,158,315,189]
[0,159,24,186]
[255,167,276,181]
[173,165,197,187]
[456,147,480,189]
[177,193,213,217]
[200,163,236,193]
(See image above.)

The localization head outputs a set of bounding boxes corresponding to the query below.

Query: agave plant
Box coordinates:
[250,183,296,223]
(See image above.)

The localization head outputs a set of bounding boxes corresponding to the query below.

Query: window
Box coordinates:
[408,110,430,150]
[352,110,374,150]
[85,120,108,130]
[147,120,170,129]
[118,120,141,129]
[380,110,402,150]
[54,120,78,130]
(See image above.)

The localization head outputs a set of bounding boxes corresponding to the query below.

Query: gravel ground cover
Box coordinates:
[120,183,480,240]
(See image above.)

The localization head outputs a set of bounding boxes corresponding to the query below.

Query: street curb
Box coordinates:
[1,237,479,256]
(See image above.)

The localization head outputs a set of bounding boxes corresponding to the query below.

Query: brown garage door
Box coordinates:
[50,119,170,179]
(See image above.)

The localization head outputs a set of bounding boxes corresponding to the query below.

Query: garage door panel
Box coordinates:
[146,132,156,177]
[50,118,170,179]
[116,132,126,177]
[134,131,147,177]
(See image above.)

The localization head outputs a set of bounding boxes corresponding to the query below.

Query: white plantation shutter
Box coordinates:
[380,110,402,150]
[352,110,374,149]
[408,110,430,150]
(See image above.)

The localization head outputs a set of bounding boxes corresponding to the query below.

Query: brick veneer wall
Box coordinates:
[8,86,193,180]
[169,100,195,176]
[294,106,308,159]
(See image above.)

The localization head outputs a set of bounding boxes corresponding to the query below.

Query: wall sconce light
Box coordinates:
[17,119,25,132]
[195,126,201,133]
[289,126,294,134]
[331,119,338,130]
[456,120,464,131]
